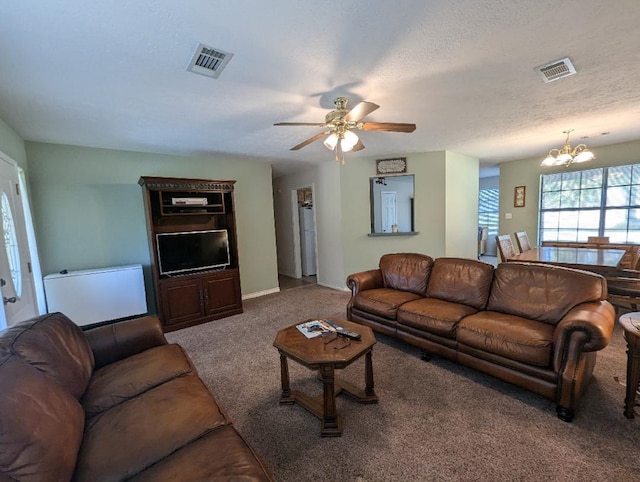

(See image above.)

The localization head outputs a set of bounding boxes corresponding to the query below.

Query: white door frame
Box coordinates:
[0,150,45,327]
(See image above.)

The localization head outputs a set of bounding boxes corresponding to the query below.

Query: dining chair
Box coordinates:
[496,234,517,262]
[607,275,640,313]
[514,231,532,252]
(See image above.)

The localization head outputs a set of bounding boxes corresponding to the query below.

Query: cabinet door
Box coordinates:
[202,271,241,316]
[160,278,203,326]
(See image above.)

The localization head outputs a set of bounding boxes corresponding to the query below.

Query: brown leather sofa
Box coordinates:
[0,312,273,481]
[347,253,616,422]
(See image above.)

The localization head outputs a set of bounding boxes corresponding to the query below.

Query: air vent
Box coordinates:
[187,43,233,79]
[535,57,576,83]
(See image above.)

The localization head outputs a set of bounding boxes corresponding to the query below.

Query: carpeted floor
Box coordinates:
[167,285,640,482]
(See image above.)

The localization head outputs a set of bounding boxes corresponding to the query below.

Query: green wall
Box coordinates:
[498,138,640,244]
[25,142,279,310]
[340,152,448,277]
[0,118,27,170]
[273,150,480,289]
[338,150,478,279]
[445,151,479,257]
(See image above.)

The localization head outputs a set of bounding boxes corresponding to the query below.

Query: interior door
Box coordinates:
[381,191,398,233]
[0,155,38,327]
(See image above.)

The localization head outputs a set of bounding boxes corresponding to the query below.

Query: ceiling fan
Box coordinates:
[274,97,416,164]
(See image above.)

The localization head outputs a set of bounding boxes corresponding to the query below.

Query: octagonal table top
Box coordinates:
[273,318,376,369]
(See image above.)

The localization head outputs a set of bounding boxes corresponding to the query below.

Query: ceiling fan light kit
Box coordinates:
[541,129,595,167]
[274,97,416,164]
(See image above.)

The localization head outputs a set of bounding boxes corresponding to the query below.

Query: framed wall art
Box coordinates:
[514,186,526,207]
[376,157,407,175]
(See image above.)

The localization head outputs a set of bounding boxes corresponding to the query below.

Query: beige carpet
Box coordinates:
[167,285,640,482]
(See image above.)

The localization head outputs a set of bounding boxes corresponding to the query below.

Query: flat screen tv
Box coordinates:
[156,229,231,275]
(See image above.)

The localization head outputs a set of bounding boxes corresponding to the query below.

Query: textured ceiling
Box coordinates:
[0,1,639,178]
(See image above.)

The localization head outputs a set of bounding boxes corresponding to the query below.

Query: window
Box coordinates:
[479,188,499,236]
[1,192,21,297]
[539,163,640,243]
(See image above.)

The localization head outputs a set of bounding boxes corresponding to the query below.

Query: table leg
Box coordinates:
[279,353,295,404]
[623,332,640,419]
[365,349,375,398]
[320,364,342,436]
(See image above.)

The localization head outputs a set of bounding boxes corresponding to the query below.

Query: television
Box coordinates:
[156,229,231,275]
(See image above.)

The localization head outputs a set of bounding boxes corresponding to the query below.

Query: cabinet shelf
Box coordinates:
[158,190,225,216]
[160,204,225,215]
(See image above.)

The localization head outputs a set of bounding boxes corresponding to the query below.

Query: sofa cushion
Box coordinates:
[6,312,94,399]
[0,356,85,482]
[379,253,434,296]
[128,425,271,481]
[75,373,229,482]
[426,258,494,309]
[82,344,193,414]
[487,262,606,325]
[457,311,555,367]
[353,288,423,319]
[397,298,478,338]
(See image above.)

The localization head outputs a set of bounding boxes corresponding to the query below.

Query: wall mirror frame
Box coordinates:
[368,174,418,236]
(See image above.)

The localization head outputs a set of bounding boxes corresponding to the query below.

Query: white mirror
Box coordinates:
[369,175,415,234]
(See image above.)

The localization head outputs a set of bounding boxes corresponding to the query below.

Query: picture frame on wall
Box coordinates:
[376,157,407,175]
[514,186,526,207]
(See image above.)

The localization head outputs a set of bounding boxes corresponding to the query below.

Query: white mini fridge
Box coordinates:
[43,264,148,326]
[299,206,316,276]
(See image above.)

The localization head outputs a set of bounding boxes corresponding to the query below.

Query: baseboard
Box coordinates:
[242,287,280,300]
[317,281,350,292]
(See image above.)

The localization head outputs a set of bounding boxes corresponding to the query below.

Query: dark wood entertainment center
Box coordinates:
[139,176,242,332]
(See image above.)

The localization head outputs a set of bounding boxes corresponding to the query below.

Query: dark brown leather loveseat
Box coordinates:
[347,253,616,422]
[0,312,272,481]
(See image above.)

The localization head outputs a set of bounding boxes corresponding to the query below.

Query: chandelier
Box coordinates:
[541,129,595,167]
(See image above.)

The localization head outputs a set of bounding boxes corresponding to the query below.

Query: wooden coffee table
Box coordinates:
[273,318,378,437]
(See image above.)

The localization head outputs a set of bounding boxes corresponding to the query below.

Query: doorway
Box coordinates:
[0,152,43,328]
[280,185,317,291]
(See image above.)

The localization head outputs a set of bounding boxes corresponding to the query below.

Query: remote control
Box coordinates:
[324,320,361,340]
[338,330,362,340]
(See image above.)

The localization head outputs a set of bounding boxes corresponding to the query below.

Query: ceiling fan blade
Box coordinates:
[352,139,365,152]
[290,132,327,150]
[360,122,416,133]
[343,101,380,122]
[274,122,326,127]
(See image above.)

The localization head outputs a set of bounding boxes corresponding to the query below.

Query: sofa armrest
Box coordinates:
[84,316,168,369]
[346,269,383,296]
[552,300,616,370]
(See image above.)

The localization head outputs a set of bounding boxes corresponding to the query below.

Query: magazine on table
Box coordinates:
[296,319,337,338]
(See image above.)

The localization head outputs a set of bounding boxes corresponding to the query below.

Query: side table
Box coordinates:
[618,313,640,419]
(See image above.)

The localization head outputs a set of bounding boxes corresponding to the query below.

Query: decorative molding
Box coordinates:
[139,177,235,191]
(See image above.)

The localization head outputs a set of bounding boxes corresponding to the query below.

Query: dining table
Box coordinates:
[507,246,627,272]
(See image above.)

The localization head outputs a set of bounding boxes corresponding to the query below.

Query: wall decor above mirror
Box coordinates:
[376,157,407,175]
[369,174,416,235]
